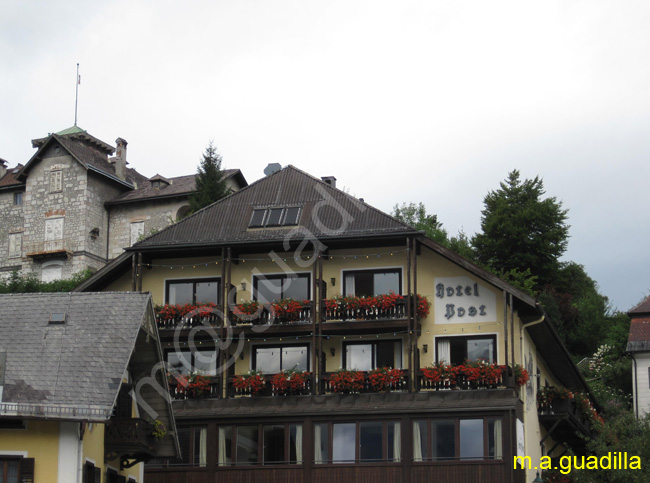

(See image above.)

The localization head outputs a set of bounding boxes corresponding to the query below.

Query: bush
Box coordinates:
[0,269,93,293]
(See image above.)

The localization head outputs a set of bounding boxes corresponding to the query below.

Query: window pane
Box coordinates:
[219,426,232,466]
[432,420,455,460]
[194,427,207,466]
[7,461,18,483]
[413,420,426,462]
[194,349,218,375]
[284,207,300,225]
[376,341,398,368]
[488,418,503,459]
[352,272,373,297]
[460,419,483,460]
[264,425,285,464]
[256,347,281,374]
[467,338,494,362]
[346,344,373,371]
[283,275,309,300]
[266,208,283,226]
[332,423,356,463]
[195,280,219,304]
[256,278,283,304]
[236,426,259,465]
[387,422,401,462]
[250,209,266,227]
[282,346,308,371]
[359,422,383,462]
[314,423,329,464]
[373,271,399,295]
[168,351,192,375]
[290,424,303,464]
[168,282,193,305]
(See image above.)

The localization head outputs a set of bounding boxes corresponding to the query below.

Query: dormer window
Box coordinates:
[152,180,161,190]
[149,174,170,190]
[249,207,301,228]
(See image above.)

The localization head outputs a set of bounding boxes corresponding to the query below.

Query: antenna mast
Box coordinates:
[74,63,80,126]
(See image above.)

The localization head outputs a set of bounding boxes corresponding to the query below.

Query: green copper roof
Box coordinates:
[56,125,86,135]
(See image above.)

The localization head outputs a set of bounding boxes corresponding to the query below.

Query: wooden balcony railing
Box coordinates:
[226,374,313,398]
[105,418,155,453]
[168,377,222,400]
[322,297,409,322]
[155,296,415,331]
[416,367,506,391]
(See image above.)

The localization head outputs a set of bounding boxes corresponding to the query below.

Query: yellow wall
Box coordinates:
[0,420,59,482]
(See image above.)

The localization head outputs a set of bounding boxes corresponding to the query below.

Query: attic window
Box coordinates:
[48,312,67,325]
[249,207,301,228]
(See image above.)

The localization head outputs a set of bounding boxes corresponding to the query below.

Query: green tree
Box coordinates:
[392,202,449,245]
[472,170,569,288]
[188,141,230,213]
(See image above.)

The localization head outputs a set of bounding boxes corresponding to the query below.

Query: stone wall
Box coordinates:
[0,187,25,278]
[108,198,190,259]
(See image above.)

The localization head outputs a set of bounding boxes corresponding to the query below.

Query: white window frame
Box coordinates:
[50,170,63,193]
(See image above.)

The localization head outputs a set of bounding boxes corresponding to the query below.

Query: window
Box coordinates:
[83,461,101,483]
[165,278,220,305]
[13,192,22,206]
[249,207,301,228]
[166,348,218,375]
[344,340,402,371]
[436,335,497,365]
[253,273,310,303]
[130,221,144,245]
[253,345,309,373]
[0,458,35,483]
[8,233,21,259]
[412,417,502,462]
[314,421,401,464]
[41,262,63,283]
[343,269,401,297]
[166,426,207,467]
[44,217,64,249]
[218,423,303,466]
[50,170,63,193]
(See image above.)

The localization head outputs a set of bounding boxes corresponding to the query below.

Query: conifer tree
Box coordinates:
[188,141,230,213]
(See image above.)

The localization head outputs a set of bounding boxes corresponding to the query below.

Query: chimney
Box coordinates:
[114,138,127,180]
[0,158,7,179]
[321,176,337,189]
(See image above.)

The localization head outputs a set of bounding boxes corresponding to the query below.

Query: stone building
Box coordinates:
[0,126,246,282]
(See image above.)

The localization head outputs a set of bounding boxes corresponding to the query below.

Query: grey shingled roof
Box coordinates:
[133,165,419,249]
[106,169,244,205]
[0,292,150,420]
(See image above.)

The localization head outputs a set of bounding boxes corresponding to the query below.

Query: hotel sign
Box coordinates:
[434,276,496,324]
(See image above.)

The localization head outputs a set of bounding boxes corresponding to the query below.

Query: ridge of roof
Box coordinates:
[629,295,650,315]
[130,165,418,249]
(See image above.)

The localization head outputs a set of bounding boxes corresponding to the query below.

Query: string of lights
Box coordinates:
[137,248,408,269]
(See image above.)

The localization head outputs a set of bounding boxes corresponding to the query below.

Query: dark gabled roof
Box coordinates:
[0,164,24,190]
[17,128,148,189]
[629,295,650,316]
[0,292,150,420]
[132,165,419,250]
[105,169,247,205]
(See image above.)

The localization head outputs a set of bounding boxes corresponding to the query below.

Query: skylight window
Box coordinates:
[48,312,67,325]
[249,207,301,228]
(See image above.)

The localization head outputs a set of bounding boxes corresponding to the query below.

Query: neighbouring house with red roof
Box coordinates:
[627,295,650,417]
[0,126,246,282]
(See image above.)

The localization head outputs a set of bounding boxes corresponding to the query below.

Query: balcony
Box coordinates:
[25,238,74,258]
[104,418,156,468]
[155,294,422,334]
[538,390,598,454]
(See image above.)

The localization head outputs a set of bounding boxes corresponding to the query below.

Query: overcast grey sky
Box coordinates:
[2,0,649,312]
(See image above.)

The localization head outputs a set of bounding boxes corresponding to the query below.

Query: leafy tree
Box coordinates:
[472,170,569,288]
[188,141,230,213]
[392,202,449,245]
